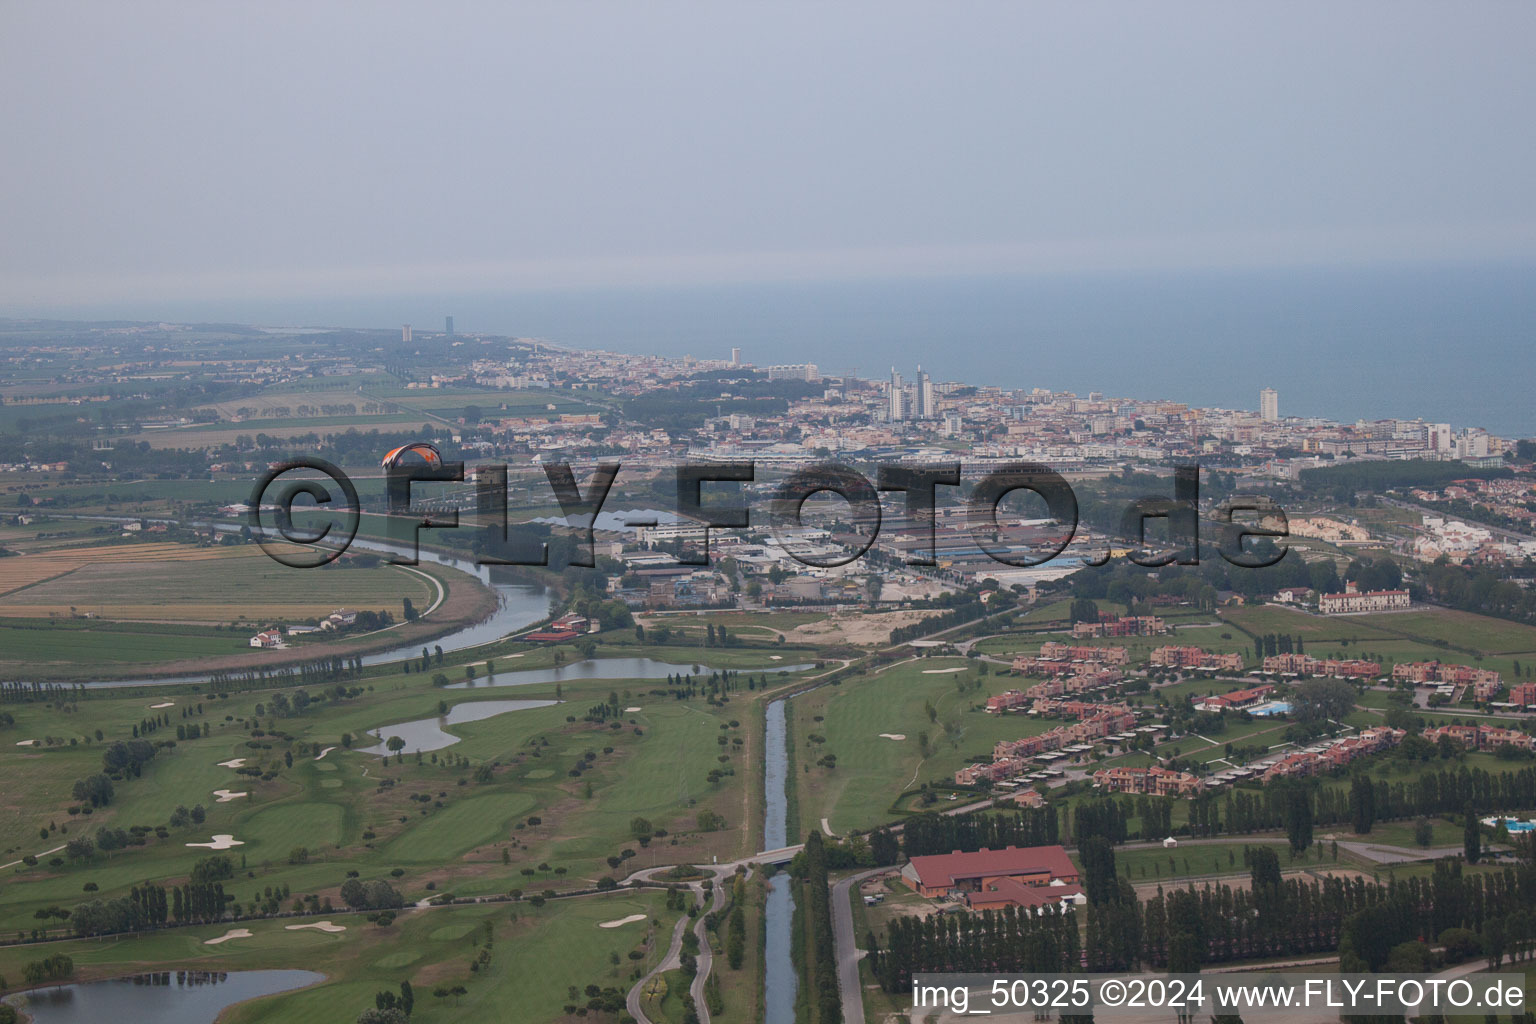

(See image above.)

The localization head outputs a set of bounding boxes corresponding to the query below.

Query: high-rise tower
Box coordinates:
[888,367,906,422]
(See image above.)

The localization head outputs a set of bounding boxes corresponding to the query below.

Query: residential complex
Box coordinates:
[1319,582,1411,614]
[1093,765,1205,797]
[1421,724,1535,752]
[1149,646,1243,673]
[1261,727,1406,780]
[1072,615,1167,638]
[1261,653,1382,679]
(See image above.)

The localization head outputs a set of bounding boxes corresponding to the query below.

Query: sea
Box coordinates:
[19,261,1536,436]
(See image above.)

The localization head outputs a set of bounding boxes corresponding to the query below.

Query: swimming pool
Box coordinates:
[1481,816,1536,832]
[1250,701,1293,717]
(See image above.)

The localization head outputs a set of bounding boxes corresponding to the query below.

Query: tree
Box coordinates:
[1283,784,1313,855]
[340,878,367,908]
[1349,774,1375,835]
[356,1010,408,1024]
[1414,818,1435,848]
[387,736,406,755]
[1079,836,1118,904]
[1248,847,1281,892]
[1293,678,1356,724]
[1165,889,1206,973]
[1464,805,1481,864]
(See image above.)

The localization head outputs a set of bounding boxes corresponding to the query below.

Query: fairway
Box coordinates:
[382,791,538,862]
[241,801,349,857]
[791,657,1060,834]
[0,893,680,1024]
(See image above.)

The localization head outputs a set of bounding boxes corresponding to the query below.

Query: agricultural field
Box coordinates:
[974,624,1250,663]
[638,610,828,641]
[0,542,438,624]
[201,391,401,422]
[0,619,248,665]
[1224,602,1536,679]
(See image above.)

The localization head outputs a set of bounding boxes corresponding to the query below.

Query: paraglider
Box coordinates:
[380,441,443,470]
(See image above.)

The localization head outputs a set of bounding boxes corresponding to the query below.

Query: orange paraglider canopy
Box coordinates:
[380,441,443,469]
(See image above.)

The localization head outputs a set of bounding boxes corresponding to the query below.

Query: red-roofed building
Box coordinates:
[524,628,580,643]
[901,845,1079,899]
[965,876,1086,913]
[1073,615,1167,639]
[1093,765,1205,797]
[1319,581,1409,614]
[1150,646,1243,673]
[1193,684,1273,712]
[985,690,1030,714]
[1422,724,1534,753]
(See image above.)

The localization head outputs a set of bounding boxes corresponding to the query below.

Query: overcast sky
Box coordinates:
[2,2,1534,310]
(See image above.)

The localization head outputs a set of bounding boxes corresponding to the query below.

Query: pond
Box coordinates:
[359,698,560,755]
[11,969,323,1024]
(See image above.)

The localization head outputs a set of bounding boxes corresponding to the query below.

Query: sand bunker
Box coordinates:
[769,655,783,660]
[922,667,967,674]
[15,740,35,747]
[598,914,647,929]
[624,706,642,712]
[204,928,253,945]
[878,733,906,741]
[217,758,247,768]
[286,920,346,933]
[187,834,244,850]
[314,747,336,760]
[150,702,175,709]
[212,789,248,803]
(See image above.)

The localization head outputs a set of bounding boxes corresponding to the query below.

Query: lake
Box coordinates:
[12,969,323,1024]
[359,697,560,755]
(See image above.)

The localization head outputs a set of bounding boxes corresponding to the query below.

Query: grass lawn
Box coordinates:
[1116,841,1282,882]
[789,658,1060,834]
[0,892,678,1024]
[1320,818,1454,850]
[0,662,776,937]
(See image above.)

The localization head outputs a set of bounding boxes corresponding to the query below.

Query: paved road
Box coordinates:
[626,887,696,1024]
[0,844,66,872]
[624,863,744,1024]
[688,871,731,1024]
[1334,841,1468,865]
[830,867,888,1024]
